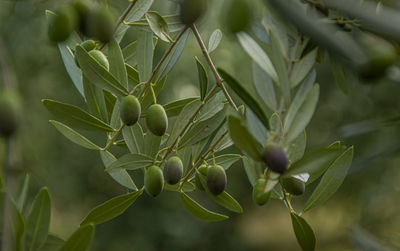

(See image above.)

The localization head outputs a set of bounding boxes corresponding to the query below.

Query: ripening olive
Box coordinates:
[179,0,207,25]
[164,156,184,185]
[206,165,227,195]
[48,6,77,42]
[88,50,109,70]
[261,145,288,174]
[281,177,305,196]
[88,6,114,43]
[0,91,21,138]
[195,164,208,191]
[120,95,141,126]
[144,165,164,197]
[226,0,251,33]
[81,40,96,51]
[252,178,271,206]
[146,104,168,136]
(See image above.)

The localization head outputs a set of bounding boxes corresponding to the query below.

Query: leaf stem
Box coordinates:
[280,181,295,213]
[103,124,125,151]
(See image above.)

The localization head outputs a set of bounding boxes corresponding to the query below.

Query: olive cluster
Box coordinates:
[48,0,114,43]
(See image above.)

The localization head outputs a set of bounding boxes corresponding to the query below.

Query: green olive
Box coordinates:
[261,145,288,174]
[72,0,91,36]
[146,104,168,136]
[252,178,271,206]
[88,6,114,43]
[206,165,226,195]
[179,0,207,25]
[120,95,141,126]
[281,177,305,196]
[164,156,184,185]
[195,164,208,191]
[48,6,77,42]
[144,165,164,197]
[88,50,109,71]
[81,40,96,51]
[0,90,21,138]
[226,0,251,33]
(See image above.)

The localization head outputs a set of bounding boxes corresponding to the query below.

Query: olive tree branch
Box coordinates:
[280,182,296,213]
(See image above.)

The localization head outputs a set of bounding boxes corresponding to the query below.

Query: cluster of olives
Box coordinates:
[252,145,305,206]
[195,164,227,195]
[0,90,21,138]
[48,0,114,43]
[74,40,109,71]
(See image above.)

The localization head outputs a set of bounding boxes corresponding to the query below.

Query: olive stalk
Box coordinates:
[103,124,125,151]
[280,181,296,213]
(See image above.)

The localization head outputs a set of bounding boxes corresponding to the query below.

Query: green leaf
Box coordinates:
[161,97,199,117]
[26,187,51,251]
[17,174,30,211]
[246,108,269,146]
[228,115,262,161]
[104,91,117,119]
[144,133,162,158]
[145,11,172,42]
[195,57,208,101]
[81,190,143,226]
[290,48,317,88]
[115,0,154,42]
[108,39,129,89]
[252,61,277,112]
[242,156,262,186]
[164,182,195,192]
[105,153,153,172]
[219,68,270,130]
[49,121,101,150]
[137,30,154,82]
[291,213,316,251]
[100,151,137,191]
[196,171,243,213]
[141,76,166,110]
[285,84,319,144]
[83,76,109,123]
[59,224,95,251]
[122,124,144,154]
[237,32,278,82]
[210,123,233,152]
[207,154,242,170]
[122,41,137,66]
[42,99,114,132]
[180,192,228,222]
[109,99,121,129]
[155,29,190,82]
[41,233,64,251]
[76,45,129,96]
[287,130,307,163]
[208,29,222,53]
[197,91,225,122]
[303,147,354,212]
[330,55,350,94]
[5,194,25,251]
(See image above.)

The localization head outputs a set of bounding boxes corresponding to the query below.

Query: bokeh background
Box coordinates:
[1,0,400,250]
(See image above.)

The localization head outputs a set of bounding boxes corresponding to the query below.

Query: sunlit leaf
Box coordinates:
[145,11,172,42]
[208,29,222,53]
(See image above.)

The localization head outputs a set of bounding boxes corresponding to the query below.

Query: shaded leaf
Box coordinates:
[165,182,195,192]
[242,156,262,186]
[290,48,317,88]
[162,97,199,117]
[106,153,153,172]
[197,91,225,122]
[207,154,242,170]
[122,124,144,154]
[246,108,269,146]
[252,61,277,111]
[196,57,208,101]
[144,133,162,158]
[17,174,30,211]
[83,76,108,123]
[291,213,316,251]
[108,38,129,89]
[145,11,172,42]
[180,192,228,222]
[59,224,95,251]
[122,41,137,65]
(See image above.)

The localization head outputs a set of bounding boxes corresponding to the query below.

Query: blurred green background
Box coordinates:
[1,0,400,250]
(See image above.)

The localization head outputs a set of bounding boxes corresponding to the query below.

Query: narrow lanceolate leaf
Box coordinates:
[290,49,317,88]
[50,121,101,150]
[59,224,95,251]
[291,213,316,251]
[303,147,354,212]
[160,97,199,117]
[195,57,208,100]
[83,76,108,123]
[106,153,153,172]
[26,188,51,251]
[242,156,262,186]
[108,39,128,89]
[246,108,269,146]
[145,11,172,42]
[42,99,114,132]
[17,174,30,211]
[100,151,137,191]
[122,124,144,154]
[126,64,140,90]
[197,91,225,122]
[76,45,129,96]
[137,30,154,82]
[228,115,262,161]
[144,133,162,158]
[287,130,307,163]
[197,171,243,213]
[237,32,278,82]
[41,233,65,250]
[285,84,320,144]
[180,192,228,222]
[219,68,270,129]
[207,154,242,170]
[330,55,350,94]
[164,182,195,192]
[6,195,25,251]
[252,61,277,112]
[81,189,143,226]
[141,76,166,109]
[208,29,222,53]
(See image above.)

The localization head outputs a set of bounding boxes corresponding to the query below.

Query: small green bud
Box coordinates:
[206,165,227,195]
[88,50,109,71]
[164,156,184,185]
[120,95,141,126]
[48,6,77,42]
[144,165,164,197]
[179,0,207,25]
[261,145,288,174]
[252,178,271,206]
[195,164,208,191]
[146,104,168,136]
[281,177,305,196]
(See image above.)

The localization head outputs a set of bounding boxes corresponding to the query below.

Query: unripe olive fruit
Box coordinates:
[146,104,168,136]
[120,95,141,126]
[88,6,114,43]
[0,91,21,138]
[144,165,164,197]
[179,0,207,25]
[226,0,251,33]
[252,178,271,206]
[261,145,288,174]
[281,177,305,196]
[48,6,77,42]
[195,164,208,191]
[74,40,96,68]
[206,165,227,195]
[72,0,91,36]
[88,50,109,71]
[164,156,184,185]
